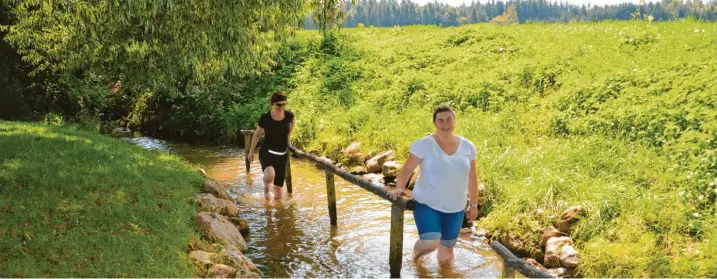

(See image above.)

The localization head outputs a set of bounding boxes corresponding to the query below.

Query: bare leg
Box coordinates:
[414,258,431,278]
[263,167,275,200]
[437,245,455,264]
[273,185,283,199]
[438,256,463,278]
[413,239,439,262]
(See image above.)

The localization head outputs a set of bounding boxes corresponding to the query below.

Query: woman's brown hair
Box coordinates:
[270,90,287,105]
[433,104,455,122]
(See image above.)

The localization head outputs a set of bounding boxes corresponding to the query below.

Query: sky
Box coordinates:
[411,0,641,7]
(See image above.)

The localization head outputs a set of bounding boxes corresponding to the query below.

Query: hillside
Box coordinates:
[273,21,717,277]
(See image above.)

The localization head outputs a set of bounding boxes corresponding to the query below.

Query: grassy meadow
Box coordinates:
[0,18,715,278]
[0,121,203,277]
[269,20,717,277]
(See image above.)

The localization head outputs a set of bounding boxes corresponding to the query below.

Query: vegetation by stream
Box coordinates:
[267,21,717,277]
[2,0,717,276]
[0,121,204,277]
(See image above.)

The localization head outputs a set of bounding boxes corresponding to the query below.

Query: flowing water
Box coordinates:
[127,137,502,278]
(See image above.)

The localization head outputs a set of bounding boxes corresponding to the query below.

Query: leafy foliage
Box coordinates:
[0,0,307,139]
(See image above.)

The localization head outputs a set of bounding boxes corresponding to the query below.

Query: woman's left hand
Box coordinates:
[466,206,478,221]
[389,188,404,200]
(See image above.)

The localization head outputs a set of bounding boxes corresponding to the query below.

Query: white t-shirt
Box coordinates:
[410,135,476,213]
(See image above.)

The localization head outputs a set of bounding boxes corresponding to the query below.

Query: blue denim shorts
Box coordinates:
[413,201,465,247]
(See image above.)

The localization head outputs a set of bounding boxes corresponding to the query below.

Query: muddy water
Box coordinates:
[127,137,502,278]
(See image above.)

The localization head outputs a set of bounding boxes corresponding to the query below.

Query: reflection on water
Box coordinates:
[126,136,501,278]
[124,136,171,153]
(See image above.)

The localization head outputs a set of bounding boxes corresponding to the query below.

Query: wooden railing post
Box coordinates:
[389,203,404,278]
[326,171,337,226]
[242,131,251,172]
[502,261,516,278]
[286,151,293,194]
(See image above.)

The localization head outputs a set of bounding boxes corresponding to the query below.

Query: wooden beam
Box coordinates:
[490,241,556,278]
[389,203,404,278]
[326,171,337,226]
[288,145,415,211]
[286,151,293,193]
[243,133,251,172]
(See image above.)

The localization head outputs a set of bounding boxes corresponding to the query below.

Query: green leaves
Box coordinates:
[4,0,307,90]
[308,0,355,33]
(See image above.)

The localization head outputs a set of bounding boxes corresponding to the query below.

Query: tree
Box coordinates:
[490,4,519,24]
[444,7,459,26]
[470,6,479,22]
[310,0,356,34]
[0,0,349,133]
[3,1,307,86]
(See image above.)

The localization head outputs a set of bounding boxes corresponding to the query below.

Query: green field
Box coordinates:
[2,16,716,277]
[275,21,717,277]
[0,121,203,277]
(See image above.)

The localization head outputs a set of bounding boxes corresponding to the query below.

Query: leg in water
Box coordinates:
[263,167,275,200]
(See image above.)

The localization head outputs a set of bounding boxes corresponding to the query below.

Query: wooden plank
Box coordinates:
[389,203,404,278]
[285,151,293,193]
[490,241,556,278]
[326,171,337,226]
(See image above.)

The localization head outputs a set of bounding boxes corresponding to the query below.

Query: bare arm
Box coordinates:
[287,121,294,145]
[468,160,479,206]
[390,154,422,200]
[466,159,479,221]
[248,125,263,162]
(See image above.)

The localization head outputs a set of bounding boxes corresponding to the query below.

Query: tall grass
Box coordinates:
[257,20,717,277]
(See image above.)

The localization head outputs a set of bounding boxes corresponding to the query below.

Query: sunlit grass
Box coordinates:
[271,20,717,277]
[0,121,203,277]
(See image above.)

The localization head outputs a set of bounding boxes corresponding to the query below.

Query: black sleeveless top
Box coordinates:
[258,110,294,154]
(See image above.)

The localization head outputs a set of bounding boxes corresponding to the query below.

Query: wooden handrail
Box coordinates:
[238,130,414,209]
[490,241,556,278]
[288,145,416,211]
[239,130,413,277]
[239,130,551,278]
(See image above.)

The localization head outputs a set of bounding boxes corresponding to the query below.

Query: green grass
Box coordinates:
[252,20,717,277]
[0,121,203,277]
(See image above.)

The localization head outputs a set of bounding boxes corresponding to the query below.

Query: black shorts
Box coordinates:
[259,151,287,187]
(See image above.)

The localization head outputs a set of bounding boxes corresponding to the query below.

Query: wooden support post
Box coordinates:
[286,151,293,194]
[326,171,337,226]
[243,133,251,172]
[502,261,516,278]
[289,146,414,209]
[389,203,404,278]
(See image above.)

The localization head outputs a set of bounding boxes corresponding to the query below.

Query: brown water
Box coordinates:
[126,137,501,278]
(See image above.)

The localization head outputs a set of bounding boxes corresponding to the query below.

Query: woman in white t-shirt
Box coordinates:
[389,104,480,265]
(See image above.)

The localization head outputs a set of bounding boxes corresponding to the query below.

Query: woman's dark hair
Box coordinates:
[270,90,287,104]
[433,104,455,122]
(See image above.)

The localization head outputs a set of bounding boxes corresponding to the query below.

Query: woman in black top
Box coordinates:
[248,91,294,201]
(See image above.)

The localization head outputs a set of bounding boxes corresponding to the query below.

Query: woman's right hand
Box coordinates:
[389,188,404,200]
[248,151,254,164]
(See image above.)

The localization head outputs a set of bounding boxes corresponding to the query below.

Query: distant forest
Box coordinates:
[303,0,717,28]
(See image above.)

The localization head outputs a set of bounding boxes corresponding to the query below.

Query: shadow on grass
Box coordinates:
[0,121,203,277]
